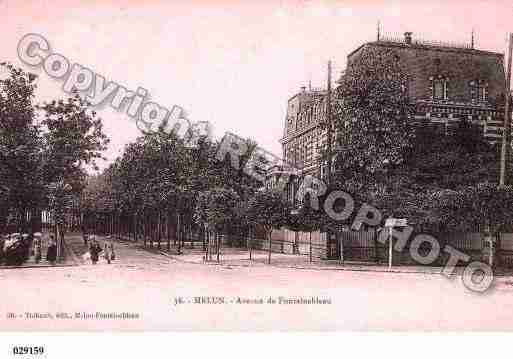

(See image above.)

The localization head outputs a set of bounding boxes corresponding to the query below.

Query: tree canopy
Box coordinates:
[0,63,109,233]
[330,46,510,233]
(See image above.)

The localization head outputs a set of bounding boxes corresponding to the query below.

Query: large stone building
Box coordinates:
[281,86,328,177]
[272,31,508,259]
[355,31,506,141]
[280,31,507,182]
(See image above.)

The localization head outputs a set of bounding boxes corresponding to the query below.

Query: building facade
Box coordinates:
[273,31,508,259]
[281,86,328,178]
[353,32,507,142]
[280,32,507,181]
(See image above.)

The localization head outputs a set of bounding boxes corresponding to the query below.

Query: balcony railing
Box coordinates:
[379,34,472,50]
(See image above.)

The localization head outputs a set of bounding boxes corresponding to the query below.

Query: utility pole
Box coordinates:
[500,33,513,187]
[326,60,332,185]
[325,60,334,259]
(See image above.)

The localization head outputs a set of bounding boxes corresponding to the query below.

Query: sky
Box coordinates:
[1,0,512,171]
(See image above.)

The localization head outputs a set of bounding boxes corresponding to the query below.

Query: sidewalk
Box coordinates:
[1,232,79,269]
[162,249,453,274]
[160,244,513,278]
[93,234,513,284]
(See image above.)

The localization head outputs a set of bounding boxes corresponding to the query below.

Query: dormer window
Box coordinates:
[434,80,445,100]
[430,76,448,101]
[470,80,488,102]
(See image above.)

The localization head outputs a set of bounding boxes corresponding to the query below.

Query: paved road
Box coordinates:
[1,234,513,331]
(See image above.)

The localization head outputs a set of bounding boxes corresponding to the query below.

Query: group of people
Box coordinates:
[32,233,57,264]
[84,234,116,265]
[1,230,117,266]
[0,232,57,265]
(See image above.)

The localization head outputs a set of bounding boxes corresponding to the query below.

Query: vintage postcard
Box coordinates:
[1,1,513,348]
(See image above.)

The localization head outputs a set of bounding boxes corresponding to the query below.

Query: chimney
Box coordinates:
[404,32,413,45]
[300,86,306,93]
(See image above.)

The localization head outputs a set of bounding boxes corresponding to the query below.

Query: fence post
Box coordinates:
[217,232,220,263]
[339,232,344,265]
[496,232,502,269]
[248,227,252,261]
[204,228,209,262]
[309,231,312,263]
[166,213,170,251]
[176,213,181,254]
[374,229,379,264]
[157,211,161,250]
[388,226,393,269]
[268,230,272,264]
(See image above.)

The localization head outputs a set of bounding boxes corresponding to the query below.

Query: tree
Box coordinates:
[83,125,264,254]
[331,46,508,238]
[426,183,513,267]
[334,46,415,180]
[288,193,321,261]
[403,122,499,190]
[246,189,291,264]
[427,183,513,234]
[195,187,240,261]
[0,63,44,233]
[40,94,109,185]
[39,94,109,253]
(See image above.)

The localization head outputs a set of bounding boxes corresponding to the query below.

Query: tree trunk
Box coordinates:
[177,213,181,254]
[167,212,171,252]
[202,224,206,252]
[294,231,299,254]
[143,214,147,247]
[248,227,252,261]
[216,232,220,263]
[205,228,210,262]
[149,213,154,249]
[133,214,137,242]
[268,229,273,264]
[339,231,344,265]
[157,211,161,250]
[374,228,379,264]
[309,231,312,263]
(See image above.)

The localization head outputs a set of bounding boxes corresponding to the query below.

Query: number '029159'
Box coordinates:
[12,346,44,355]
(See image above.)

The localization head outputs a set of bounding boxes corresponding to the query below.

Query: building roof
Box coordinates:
[345,35,506,104]
[347,38,503,59]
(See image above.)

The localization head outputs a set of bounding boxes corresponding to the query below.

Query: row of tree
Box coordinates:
[5,43,512,264]
[80,120,297,261]
[82,45,513,261]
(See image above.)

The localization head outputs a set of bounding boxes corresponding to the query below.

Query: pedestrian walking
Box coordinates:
[33,233,42,264]
[0,234,7,264]
[89,238,102,265]
[46,236,57,265]
[109,243,115,261]
[82,225,88,246]
[60,228,65,246]
[103,243,111,264]
[21,233,30,259]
